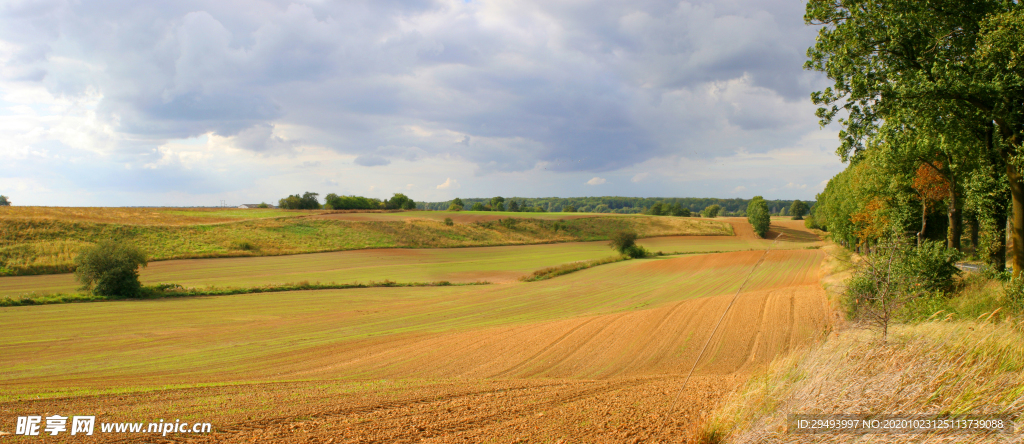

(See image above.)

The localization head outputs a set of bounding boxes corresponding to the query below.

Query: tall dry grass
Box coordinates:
[705,318,1024,444]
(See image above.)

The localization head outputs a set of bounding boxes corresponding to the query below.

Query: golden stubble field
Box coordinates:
[0,217,831,443]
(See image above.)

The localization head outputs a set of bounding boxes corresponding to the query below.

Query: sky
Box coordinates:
[0,0,845,207]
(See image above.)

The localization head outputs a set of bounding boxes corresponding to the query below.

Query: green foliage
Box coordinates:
[905,241,963,293]
[451,198,465,208]
[279,192,322,209]
[507,200,520,212]
[1003,277,1024,313]
[564,204,576,213]
[789,200,808,219]
[746,196,771,238]
[625,245,650,259]
[325,194,382,210]
[803,214,820,229]
[447,203,463,211]
[73,241,148,297]
[608,230,638,255]
[443,217,454,226]
[420,196,813,215]
[0,195,9,206]
[471,202,486,211]
[490,196,506,211]
[257,202,269,208]
[702,204,721,218]
[386,193,415,210]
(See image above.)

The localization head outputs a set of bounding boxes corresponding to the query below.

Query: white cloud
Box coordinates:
[586,177,607,186]
[436,177,460,189]
[631,172,649,183]
[733,185,747,193]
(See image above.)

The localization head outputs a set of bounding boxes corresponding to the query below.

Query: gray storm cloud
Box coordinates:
[0,0,830,181]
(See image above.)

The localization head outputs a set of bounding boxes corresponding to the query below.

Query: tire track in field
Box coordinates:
[490,315,602,378]
[514,313,632,378]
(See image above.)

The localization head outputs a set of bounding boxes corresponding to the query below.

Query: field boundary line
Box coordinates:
[655,230,783,441]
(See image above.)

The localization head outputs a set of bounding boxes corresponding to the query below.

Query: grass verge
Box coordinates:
[0,280,489,307]
[520,255,629,282]
[703,319,1024,443]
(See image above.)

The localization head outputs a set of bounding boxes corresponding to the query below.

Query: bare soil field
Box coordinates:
[0,219,830,442]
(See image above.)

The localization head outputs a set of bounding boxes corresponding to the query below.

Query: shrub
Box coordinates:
[843,238,961,339]
[903,240,962,293]
[74,241,148,298]
[625,245,650,258]
[609,231,638,255]
[1002,277,1024,313]
[231,240,257,251]
[443,217,454,226]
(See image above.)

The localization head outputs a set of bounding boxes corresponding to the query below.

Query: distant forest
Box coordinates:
[419,197,814,216]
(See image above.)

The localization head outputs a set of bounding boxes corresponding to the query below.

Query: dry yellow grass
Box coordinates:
[0,206,318,225]
[705,319,1024,443]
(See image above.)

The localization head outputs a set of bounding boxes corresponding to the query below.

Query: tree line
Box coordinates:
[421,196,814,216]
[804,0,1024,274]
[278,192,416,210]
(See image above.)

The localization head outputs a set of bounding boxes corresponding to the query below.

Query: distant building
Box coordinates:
[238,204,275,209]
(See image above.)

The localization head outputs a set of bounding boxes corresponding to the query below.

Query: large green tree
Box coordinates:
[747,196,771,238]
[806,0,1024,273]
[790,200,808,219]
[0,195,9,206]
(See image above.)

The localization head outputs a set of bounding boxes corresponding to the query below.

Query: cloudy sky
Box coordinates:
[0,0,844,206]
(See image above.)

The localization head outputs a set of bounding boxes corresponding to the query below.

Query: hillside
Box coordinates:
[0,207,731,276]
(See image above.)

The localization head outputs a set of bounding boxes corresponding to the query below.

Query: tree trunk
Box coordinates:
[992,211,1007,272]
[948,191,962,251]
[918,201,927,247]
[968,216,979,251]
[1008,163,1024,277]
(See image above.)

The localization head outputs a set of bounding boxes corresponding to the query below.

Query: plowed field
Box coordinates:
[0,219,831,443]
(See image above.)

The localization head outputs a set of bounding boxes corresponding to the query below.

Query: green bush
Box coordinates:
[1003,277,1024,313]
[74,241,148,297]
[902,240,962,293]
[443,217,454,226]
[625,245,650,258]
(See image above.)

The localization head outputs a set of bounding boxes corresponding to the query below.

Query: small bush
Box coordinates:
[443,217,454,226]
[903,240,962,293]
[1002,277,1024,313]
[231,240,257,251]
[74,241,148,298]
[981,264,1011,282]
[625,245,650,258]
